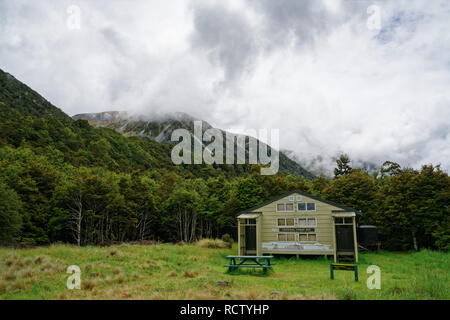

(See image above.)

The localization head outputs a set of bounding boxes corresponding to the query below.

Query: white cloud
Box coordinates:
[0,0,449,173]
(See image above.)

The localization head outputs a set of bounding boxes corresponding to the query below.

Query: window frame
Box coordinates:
[285,203,295,212]
[277,217,295,227]
[277,233,296,242]
[297,202,316,212]
[276,203,286,212]
[277,202,295,212]
[334,217,354,225]
[298,217,317,227]
[298,232,317,243]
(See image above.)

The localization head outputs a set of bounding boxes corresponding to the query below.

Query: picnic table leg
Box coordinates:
[228,258,235,272]
[263,259,268,274]
[354,265,358,282]
[330,264,334,280]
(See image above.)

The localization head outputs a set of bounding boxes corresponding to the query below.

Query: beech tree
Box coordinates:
[334,154,352,178]
[0,181,22,244]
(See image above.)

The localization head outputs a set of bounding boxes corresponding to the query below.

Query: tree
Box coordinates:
[168,186,200,242]
[377,168,417,250]
[380,161,401,176]
[235,177,264,210]
[122,175,157,241]
[0,181,22,244]
[311,174,330,196]
[324,169,378,218]
[334,154,352,178]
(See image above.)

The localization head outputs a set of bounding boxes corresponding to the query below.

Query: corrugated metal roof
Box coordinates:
[237,213,261,219]
[331,212,356,217]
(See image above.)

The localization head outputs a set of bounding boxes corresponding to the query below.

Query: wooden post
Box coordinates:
[256,216,262,256]
[332,217,337,263]
[238,219,241,256]
[352,216,358,263]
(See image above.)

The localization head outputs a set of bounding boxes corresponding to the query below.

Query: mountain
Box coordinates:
[282,148,380,177]
[0,71,70,121]
[0,67,313,179]
[0,67,314,245]
[73,111,315,179]
[0,69,182,174]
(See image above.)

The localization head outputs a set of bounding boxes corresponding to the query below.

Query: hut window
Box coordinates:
[334,217,353,225]
[299,217,317,227]
[277,203,294,212]
[277,218,295,226]
[298,202,316,212]
[299,233,317,242]
[289,196,295,201]
[278,233,295,241]
[245,219,256,225]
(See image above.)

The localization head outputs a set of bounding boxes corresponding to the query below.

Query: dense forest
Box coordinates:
[0,69,449,251]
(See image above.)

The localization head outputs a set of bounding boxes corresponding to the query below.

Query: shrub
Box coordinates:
[221,234,233,248]
[195,239,229,249]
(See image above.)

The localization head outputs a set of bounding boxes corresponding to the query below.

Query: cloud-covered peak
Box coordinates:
[1,0,449,172]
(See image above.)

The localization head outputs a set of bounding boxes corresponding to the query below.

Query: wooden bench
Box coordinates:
[225,255,274,273]
[330,263,358,281]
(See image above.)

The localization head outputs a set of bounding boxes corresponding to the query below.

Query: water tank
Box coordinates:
[357,225,378,246]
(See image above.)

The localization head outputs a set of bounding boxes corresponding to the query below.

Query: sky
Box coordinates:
[0,0,449,173]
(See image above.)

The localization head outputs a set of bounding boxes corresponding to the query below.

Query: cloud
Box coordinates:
[0,0,449,173]
[191,3,257,82]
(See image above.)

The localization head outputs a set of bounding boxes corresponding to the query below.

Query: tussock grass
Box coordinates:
[167,271,177,277]
[195,239,229,249]
[0,244,448,300]
[183,270,198,278]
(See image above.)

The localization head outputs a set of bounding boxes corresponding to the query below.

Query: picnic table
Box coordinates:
[330,263,358,281]
[225,255,274,273]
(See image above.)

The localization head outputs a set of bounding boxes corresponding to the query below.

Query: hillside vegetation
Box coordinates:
[0,68,449,252]
[0,244,448,300]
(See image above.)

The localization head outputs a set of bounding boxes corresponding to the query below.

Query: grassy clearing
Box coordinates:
[0,243,448,300]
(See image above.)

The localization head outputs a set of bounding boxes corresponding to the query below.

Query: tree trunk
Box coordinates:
[412,231,418,251]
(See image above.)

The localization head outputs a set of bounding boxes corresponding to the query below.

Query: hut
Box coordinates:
[236,190,361,262]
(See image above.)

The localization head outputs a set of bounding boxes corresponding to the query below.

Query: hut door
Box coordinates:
[335,225,354,252]
[245,225,257,251]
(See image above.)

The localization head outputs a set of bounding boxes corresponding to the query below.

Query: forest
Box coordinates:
[0,69,449,251]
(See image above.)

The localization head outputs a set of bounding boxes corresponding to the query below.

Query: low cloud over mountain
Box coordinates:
[1,0,449,172]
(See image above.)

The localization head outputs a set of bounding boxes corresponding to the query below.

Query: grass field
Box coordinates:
[0,243,448,300]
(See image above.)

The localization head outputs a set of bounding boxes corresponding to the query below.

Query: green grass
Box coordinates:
[0,244,448,300]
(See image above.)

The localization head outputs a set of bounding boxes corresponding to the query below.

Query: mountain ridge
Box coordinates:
[73,110,315,179]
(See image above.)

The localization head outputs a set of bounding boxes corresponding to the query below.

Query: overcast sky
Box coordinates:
[1,0,449,173]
